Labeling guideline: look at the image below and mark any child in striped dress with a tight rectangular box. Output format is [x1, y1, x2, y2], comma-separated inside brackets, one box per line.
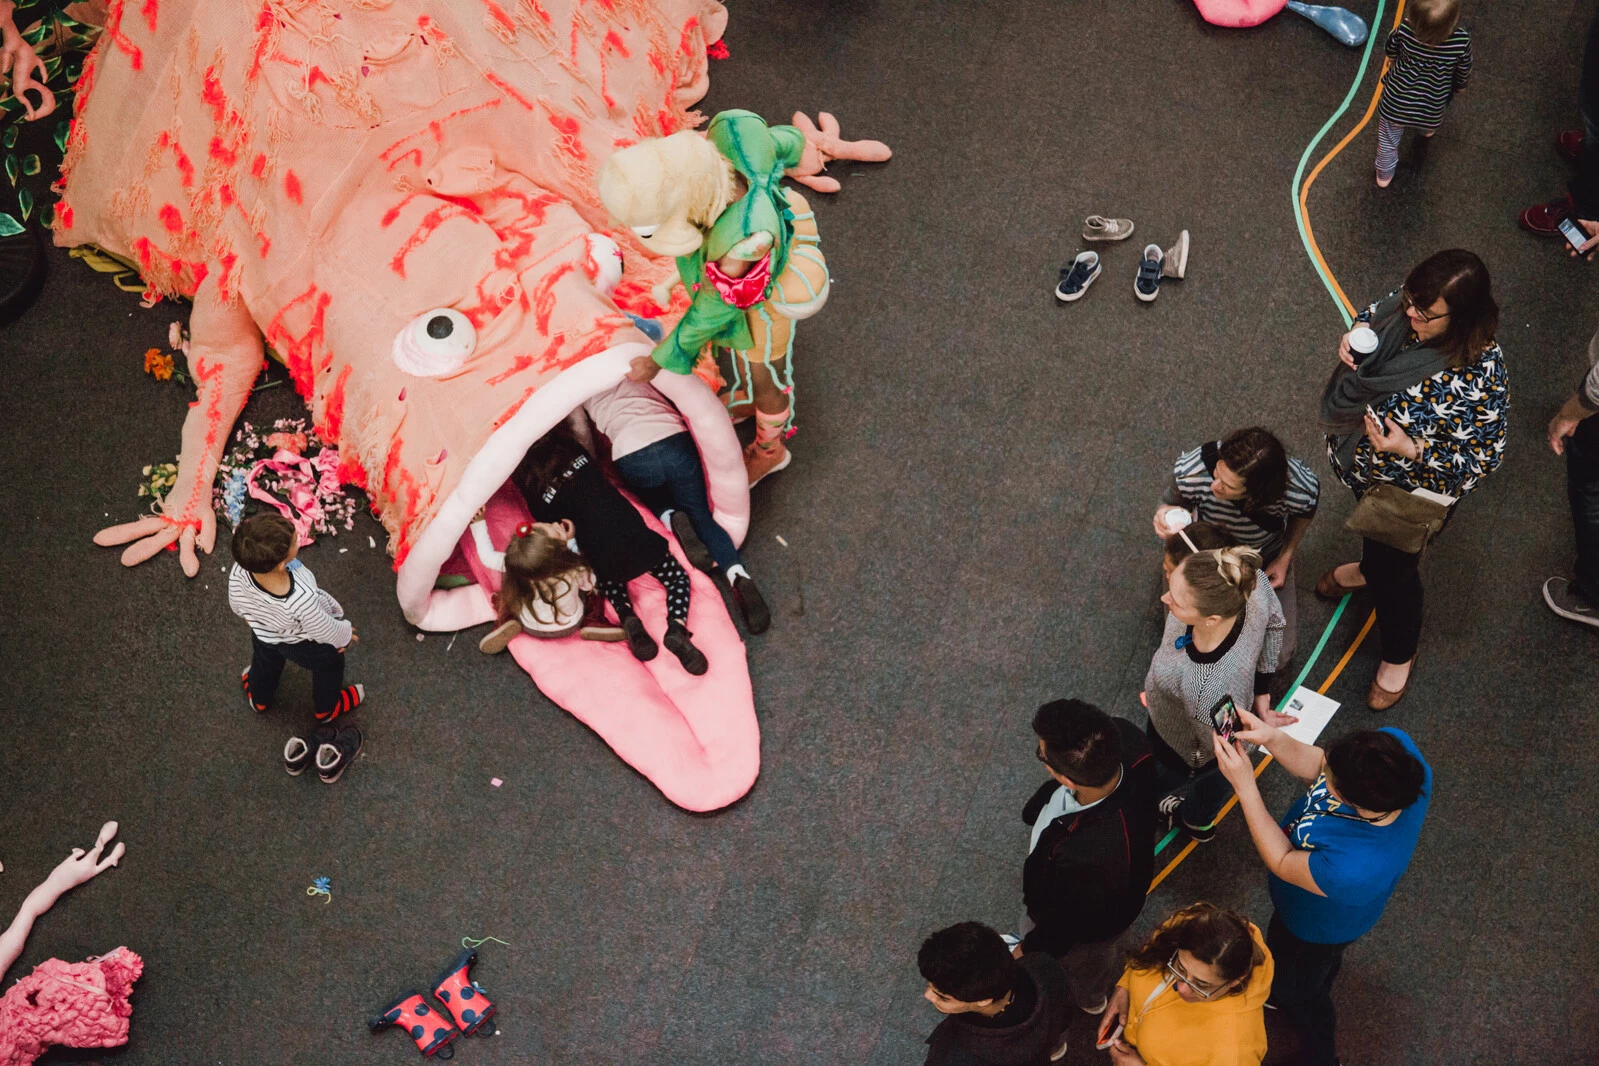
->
[1375, 0, 1473, 187]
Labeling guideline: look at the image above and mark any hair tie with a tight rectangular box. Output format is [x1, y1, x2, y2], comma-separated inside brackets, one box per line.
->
[514, 522, 534, 539]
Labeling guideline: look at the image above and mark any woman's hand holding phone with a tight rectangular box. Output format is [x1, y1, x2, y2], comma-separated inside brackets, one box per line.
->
[1097, 987, 1130, 1047]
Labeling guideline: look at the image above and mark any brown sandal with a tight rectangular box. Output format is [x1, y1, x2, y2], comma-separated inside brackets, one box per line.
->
[1315, 566, 1367, 600]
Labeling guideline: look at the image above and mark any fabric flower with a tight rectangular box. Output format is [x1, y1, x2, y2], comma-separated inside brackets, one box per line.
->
[142, 349, 174, 381]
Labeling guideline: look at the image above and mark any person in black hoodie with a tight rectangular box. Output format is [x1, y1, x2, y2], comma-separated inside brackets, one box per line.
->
[1019, 699, 1157, 1013]
[919, 923, 1071, 1066]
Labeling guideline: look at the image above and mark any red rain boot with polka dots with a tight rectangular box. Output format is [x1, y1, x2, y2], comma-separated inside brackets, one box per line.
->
[432, 948, 497, 1037]
[369, 990, 460, 1058]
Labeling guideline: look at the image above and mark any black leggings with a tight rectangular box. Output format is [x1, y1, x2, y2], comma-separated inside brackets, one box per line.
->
[1359, 537, 1423, 664]
[595, 556, 692, 624]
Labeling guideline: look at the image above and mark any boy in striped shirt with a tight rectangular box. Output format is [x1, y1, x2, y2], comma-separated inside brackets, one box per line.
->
[229, 513, 365, 782]
[1374, 0, 1473, 187]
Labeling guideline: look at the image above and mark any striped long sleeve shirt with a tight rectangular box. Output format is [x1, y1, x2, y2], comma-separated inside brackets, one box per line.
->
[228, 560, 352, 647]
[1378, 22, 1472, 131]
[1162, 443, 1320, 562]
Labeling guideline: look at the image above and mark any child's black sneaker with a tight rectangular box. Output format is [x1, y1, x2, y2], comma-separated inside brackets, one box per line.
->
[1054, 250, 1102, 302]
[283, 736, 311, 776]
[732, 574, 770, 635]
[316, 724, 364, 784]
[621, 615, 659, 662]
[315, 683, 364, 722]
[663, 621, 709, 675]
[242, 667, 267, 712]
[1182, 820, 1217, 844]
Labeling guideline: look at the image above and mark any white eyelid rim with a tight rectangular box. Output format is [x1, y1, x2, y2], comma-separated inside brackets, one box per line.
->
[630, 224, 659, 239]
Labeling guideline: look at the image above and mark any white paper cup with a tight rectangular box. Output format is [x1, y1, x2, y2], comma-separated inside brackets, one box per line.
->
[1348, 326, 1379, 361]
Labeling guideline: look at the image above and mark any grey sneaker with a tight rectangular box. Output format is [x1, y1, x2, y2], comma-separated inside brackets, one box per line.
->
[1083, 215, 1134, 241]
[1049, 1032, 1069, 1061]
[316, 724, 365, 784]
[1544, 576, 1599, 629]
[1162, 229, 1191, 279]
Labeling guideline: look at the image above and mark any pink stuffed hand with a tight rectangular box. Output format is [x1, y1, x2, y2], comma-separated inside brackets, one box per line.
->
[788, 111, 891, 194]
[0, 3, 56, 121]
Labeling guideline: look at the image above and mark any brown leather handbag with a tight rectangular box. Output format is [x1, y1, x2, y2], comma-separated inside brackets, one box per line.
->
[1344, 483, 1450, 554]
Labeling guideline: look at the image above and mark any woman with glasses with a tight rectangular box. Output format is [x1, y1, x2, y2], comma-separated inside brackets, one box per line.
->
[1316, 248, 1508, 709]
[1212, 713, 1431, 1066]
[1095, 902, 1272, 1066]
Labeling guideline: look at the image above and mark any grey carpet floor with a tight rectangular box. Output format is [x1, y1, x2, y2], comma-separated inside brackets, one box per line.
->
[2, 0, 1595, 1063]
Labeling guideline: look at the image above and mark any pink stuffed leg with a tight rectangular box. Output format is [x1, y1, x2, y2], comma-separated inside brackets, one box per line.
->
[94, 275, 264, 576]
[0, 822, 124, 978]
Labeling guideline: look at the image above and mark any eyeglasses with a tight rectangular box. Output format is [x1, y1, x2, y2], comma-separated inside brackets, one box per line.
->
[1165, 951, 1227, 999]
[1400, 288, 1450, 323]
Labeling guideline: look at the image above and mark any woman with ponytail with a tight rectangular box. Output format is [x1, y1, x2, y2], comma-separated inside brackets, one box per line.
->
[1144, 545, 1297, 843]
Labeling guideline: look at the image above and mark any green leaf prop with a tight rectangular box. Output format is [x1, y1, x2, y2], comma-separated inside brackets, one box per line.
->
[0, 213, 23, 237]
[21, 154, 40, 176]
[1, 127, 14, 149]
[4, 154, 16, 186]
[53, 122, 69, 153]
[18, 187, 34, 221]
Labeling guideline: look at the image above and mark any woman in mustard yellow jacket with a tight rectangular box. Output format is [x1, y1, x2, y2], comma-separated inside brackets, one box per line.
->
[1097, 903, 1273, 1066]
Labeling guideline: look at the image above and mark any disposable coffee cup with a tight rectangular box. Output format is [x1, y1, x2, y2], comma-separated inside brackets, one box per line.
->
[1348, 326, 1379, 364]
[1164, 508, 1193, 533]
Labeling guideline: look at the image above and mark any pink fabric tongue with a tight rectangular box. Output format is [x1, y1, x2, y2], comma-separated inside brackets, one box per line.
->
[461, 482, 760, 812]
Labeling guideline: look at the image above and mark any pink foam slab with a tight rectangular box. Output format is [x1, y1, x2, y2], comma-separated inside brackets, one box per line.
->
[1192, 0, 1287, 27]
[462, 482, 760, 812]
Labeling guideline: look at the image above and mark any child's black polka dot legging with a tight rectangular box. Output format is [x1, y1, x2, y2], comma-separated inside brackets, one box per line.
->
[596, 556, 692, 624]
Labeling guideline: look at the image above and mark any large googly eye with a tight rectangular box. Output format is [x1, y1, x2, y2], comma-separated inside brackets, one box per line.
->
[392, 308, 476, 377]
[630, 224, 658, 239]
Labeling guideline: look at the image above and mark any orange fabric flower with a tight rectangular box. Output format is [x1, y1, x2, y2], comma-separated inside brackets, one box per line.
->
[142, 348, 175, 381]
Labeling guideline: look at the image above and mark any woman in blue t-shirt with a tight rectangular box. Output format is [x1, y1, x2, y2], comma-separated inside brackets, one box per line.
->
[1212, 713, 1431, 1066]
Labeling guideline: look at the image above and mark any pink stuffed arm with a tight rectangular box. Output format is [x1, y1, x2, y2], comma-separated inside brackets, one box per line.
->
[0, 822, 123, 977]
[788, 112, 892, 194]
[94, 275, 264, 576]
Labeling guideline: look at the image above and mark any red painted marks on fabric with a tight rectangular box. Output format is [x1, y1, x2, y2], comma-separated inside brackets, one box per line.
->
[648, 50, 666, 77]
[201, 65, 229, 123]
[321, 364, 353, 443]
[389, 203, 475, 278]
[103, 0, 143, 70]
[140, 0, 157, 33]
[526, 0, 553, 24]
[207, 136, 237, 165]
[57, 204, 73, 229]
[264, 285, 332, 398]
[284, 170, 303, 204]
[213, 251, 238, 301]
[485, 71, 535, 111]
[492, 388, 537, 431]
[250, 153, 267, 179]
[657, 108, 676, 136]
[707, 39, 729, 60]
[379, 99, 503, 169]
[677, 17, 700, 57]
[482, 0, 517, 39]
[158, 203, 183, 232]
[545, 106, 586, 160]
[248, 4, 275, 81]
[336, 451, 368, 490]
[156, 131, 194, 186]
[530, 260, 576, 335]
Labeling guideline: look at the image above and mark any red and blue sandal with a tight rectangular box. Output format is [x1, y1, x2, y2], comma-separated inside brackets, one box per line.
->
[432, 948, 497, 1037]
[369, 991, 460, 1059]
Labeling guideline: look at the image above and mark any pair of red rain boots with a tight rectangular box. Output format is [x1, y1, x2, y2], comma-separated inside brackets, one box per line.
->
[369, 949, 497, 1059]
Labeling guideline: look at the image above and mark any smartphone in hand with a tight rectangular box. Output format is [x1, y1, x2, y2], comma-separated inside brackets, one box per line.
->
[1209, 695, 1240, 743]
[1096, 1022, 1125, 1051]
[1559, 216, 1593, 253]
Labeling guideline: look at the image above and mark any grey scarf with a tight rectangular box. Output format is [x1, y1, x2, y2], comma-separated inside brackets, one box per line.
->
[1318, 291, 1454, 471]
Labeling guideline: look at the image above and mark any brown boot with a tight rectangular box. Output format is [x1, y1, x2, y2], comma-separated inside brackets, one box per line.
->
[744, 439, 792, 486]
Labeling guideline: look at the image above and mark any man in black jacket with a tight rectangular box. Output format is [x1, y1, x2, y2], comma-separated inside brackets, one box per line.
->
[1018, 699, 1156, 1014]
[919, 922, 1071, 1066]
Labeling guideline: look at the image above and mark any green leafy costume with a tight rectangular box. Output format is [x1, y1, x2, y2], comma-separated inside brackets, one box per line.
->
[650, 110, 807, 375]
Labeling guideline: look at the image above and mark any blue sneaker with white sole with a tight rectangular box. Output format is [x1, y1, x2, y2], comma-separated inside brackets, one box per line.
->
[1055, 251, 1102, 302]
[1135, 244, 1164, 302]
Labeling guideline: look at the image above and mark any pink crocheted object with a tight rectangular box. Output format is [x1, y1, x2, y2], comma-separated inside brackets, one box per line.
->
[0, 948, 144, 1066]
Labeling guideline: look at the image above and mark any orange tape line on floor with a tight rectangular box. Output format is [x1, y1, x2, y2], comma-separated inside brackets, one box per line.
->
[1146, 610, 1378, 894]
[1297, 0, 1408, 319]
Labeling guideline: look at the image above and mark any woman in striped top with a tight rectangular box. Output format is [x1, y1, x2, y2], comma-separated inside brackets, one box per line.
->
[1153, 427, 1319, 664]
[1374, 0, 1473, 187]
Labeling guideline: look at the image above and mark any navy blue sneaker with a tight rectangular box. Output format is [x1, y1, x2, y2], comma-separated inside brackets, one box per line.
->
[1135, 244, 1164, 302]
[1054, 251, 1102, 302]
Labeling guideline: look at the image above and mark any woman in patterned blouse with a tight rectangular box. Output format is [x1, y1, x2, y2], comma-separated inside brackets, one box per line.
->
[1315, 249, 1508, 710]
